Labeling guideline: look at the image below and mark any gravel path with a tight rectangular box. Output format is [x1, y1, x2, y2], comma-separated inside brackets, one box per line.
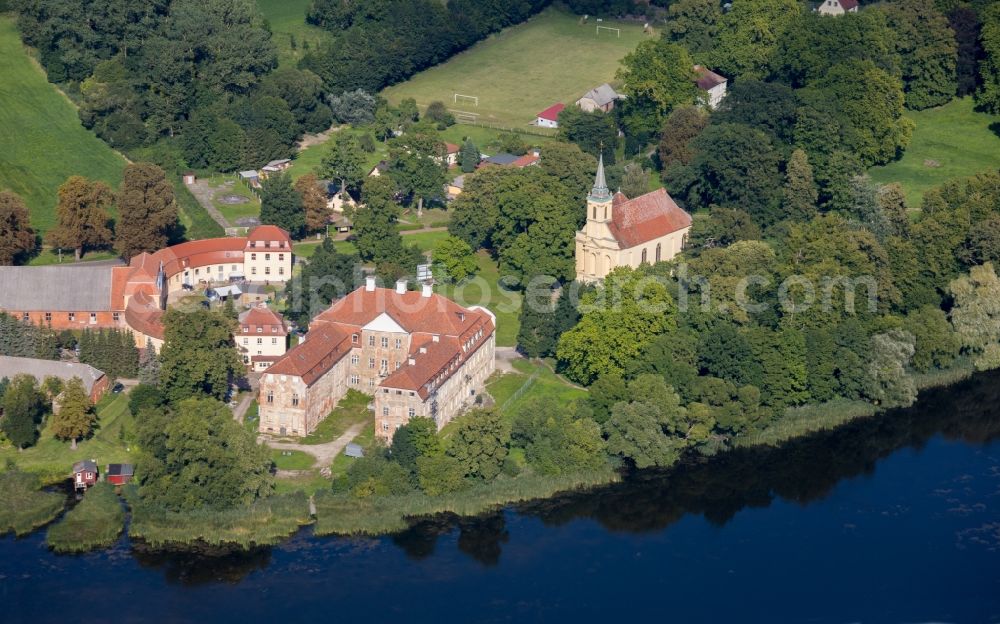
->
[260, 422, 366, 469]
[186, 179, 232, 231]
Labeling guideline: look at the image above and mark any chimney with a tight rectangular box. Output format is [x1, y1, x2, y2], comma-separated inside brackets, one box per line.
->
[395, 279, 407, 294]
[432, 335, 439, 343]
[408, 357, 415, 366]
[421, 283, 433, 298]
[365, 275, 376, 292]
[419, 346, 427, 354]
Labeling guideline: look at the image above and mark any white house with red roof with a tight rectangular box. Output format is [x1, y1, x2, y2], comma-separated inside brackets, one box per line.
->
[257, 277, 495, 440]
[575, 155, 692, 283]
[236, 304, 288, 371]
[817, 0, 859, 15]
[536, 103, 565, 129]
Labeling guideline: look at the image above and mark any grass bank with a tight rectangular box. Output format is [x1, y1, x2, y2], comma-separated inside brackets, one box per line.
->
[0, 470, 65, 536]
[435, 251, 522, 347]
[0, 392, 135, 484]
[127, 490, 312, 549]
[46, 482, 124, 553]
[869, 97, 1000, 208]
[0, 15, 127, 234]
[313, 468, 617, 536]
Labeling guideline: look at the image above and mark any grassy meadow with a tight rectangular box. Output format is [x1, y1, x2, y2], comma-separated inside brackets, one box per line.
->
[869, 97, 1000, 208]
[256, 0, 331, 68]
[46, 482, 124, 553]
[381, 8, 651, 128]
[0, 16, 127, 234]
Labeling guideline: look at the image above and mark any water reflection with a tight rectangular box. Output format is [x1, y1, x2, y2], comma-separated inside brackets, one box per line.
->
[127, 370, 1000, 577]
[400, 370, 1000, 559]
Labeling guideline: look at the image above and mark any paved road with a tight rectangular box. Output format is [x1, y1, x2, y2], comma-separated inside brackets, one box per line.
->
[260, 421, 366, 469]
[187, 179, 232, 231]
[232, 393, 255, 423]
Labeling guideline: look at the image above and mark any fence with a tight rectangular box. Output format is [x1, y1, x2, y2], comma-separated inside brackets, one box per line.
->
[454, 118, 556, 138]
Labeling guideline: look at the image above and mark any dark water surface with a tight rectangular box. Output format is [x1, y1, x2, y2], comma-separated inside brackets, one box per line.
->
[3, 372, 1000, 623]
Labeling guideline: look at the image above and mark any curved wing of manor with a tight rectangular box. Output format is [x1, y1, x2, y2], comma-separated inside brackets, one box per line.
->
[0, 225, 294, 348]
[259, 277, 496, 442]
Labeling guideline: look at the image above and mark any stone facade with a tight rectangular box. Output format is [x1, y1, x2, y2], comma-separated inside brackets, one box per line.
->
[258, 279, 496, 442]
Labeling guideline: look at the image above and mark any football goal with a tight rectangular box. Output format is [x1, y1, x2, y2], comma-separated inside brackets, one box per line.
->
[596, 25, 620, 37]
[450, 109, 479, 123]
[453, 93, 479, 107]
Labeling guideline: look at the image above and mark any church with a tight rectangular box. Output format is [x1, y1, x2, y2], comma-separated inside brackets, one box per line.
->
[574, 156, 692, 283]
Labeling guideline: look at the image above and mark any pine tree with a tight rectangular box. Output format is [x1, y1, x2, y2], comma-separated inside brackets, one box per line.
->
[460, 139, 480, 173]
[782, 149, 818, 222]
[1, 375, 44, 449]
[260, 173, 305, 238]
[139, 340, 161, 386]
[51, 377, 95, 449]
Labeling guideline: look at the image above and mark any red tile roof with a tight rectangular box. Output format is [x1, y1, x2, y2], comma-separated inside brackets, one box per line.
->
[266, 324, 353, 386]
[511, 153, 540, 168]
[838, 0, 859, 8]
[123, 290, 165, 340]
[238, 305, 287, 336]
[247, 225, 292, 246]
[694, 65, 727, 90]
[607, 188, 692, 249]
[537, 103, 565, 121]
[312, 287, 492, 338]
[445, 142, 460, 154]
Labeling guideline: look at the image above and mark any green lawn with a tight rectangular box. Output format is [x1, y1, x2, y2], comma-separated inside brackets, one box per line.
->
[436, 251, 521, 347]
[381, 8, 651, 128]
[869, 97, 1000, 208]
[0, 16, 127, 234]
[0, 391, 135, 482]
[327, 421, 375, 480]
[271, 449, 316, 470]
[204, 173, 262, 223]
[255, 0, 332, 68]
[298, 390, 371, 445]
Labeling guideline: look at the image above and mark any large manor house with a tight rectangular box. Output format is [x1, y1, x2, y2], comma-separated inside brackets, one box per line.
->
[0, 163, 689, 441]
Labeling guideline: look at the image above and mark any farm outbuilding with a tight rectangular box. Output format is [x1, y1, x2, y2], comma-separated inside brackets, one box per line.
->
[106, 464, 134, 486]
[73, 460, 98, 491]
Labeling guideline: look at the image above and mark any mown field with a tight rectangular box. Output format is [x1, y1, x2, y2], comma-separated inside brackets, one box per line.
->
[256, 0, 331, 68]
[0, 16, 127, 234]
[381, 8, 651, 129]
[869, 97, 1000, 208]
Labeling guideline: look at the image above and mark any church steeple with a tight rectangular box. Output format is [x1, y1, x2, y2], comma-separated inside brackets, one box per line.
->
[589, 153, 611, 202]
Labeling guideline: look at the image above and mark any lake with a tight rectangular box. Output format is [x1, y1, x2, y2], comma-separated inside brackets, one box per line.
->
[3, 371, 1000, 623]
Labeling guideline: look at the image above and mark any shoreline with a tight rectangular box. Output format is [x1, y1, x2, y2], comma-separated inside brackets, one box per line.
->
[8, 360, 979, 551]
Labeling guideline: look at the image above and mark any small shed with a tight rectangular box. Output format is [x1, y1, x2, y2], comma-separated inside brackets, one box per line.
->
[106, 463, 134, 486]
[182, 172, 197, 185]
[239, 170, 261, 189]
[345, 443, 364, 458]
[207, 284, 243, 302]
[536, 103, 565, 129]
[72, 460, 98, 490]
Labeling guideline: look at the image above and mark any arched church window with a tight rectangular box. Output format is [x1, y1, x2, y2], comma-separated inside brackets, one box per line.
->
[655, 243, 662, 263]
[641, 248, 647, 264]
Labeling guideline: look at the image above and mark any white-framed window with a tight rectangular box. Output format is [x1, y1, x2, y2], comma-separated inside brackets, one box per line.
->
[266, 391, 274, 404]
[351, 354, 359, 365]
[382, 422, 389, 431]
[368, 335, 375, 346]
[382, 407, 389, 416]
[408, 407, 415, 418]
[272, 338, 278, 345]
[395, 338, 402, 349]
[292, 393, 299, 407]
[265, 267, 271, 275]
[368, 358, 375, 369]
[265, 254, 271, 261]
[68, 312, 75, 322]
[381, 337, 388, 347]
[257, 338, 263, 345]
[243, 338, 249, 345]
[350, 375, 359, 385]
[368, 379, 375, 388]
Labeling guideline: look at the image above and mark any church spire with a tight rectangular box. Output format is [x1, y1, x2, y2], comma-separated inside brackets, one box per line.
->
[590, 153, 610, 201]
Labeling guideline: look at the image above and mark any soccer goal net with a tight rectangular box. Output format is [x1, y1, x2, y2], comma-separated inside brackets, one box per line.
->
[596, 25, 620, 37]
[453, 93, 479, 107]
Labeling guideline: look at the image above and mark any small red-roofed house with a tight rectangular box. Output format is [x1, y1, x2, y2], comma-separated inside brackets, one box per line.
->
[536, 103, 565, 129]
[236, 304, 288, 372]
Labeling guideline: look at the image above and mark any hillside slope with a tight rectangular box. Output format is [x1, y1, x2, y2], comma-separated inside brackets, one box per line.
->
[0, 15, 126, 234]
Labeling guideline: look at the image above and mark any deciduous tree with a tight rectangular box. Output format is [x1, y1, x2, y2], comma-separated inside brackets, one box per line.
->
[1, 375, 44, 449]
[0, 191, 36, 265]
[260, 173, 305, 238]
[447, 408, 510, 481]
[159, 308, 241, 403]
[48, 176, 114, 261]
[294, 173, 330, 234]
[115, 162, 178, 260]
[50, 378, 95, 449]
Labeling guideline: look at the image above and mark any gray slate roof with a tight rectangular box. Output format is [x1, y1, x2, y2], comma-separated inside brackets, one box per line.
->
[578, 83, 620, 107]
[0, 356, 106, 395]
[73, 459, 97, 473]
[485, 153, 520, 166]
[0, 265, 115, 311]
